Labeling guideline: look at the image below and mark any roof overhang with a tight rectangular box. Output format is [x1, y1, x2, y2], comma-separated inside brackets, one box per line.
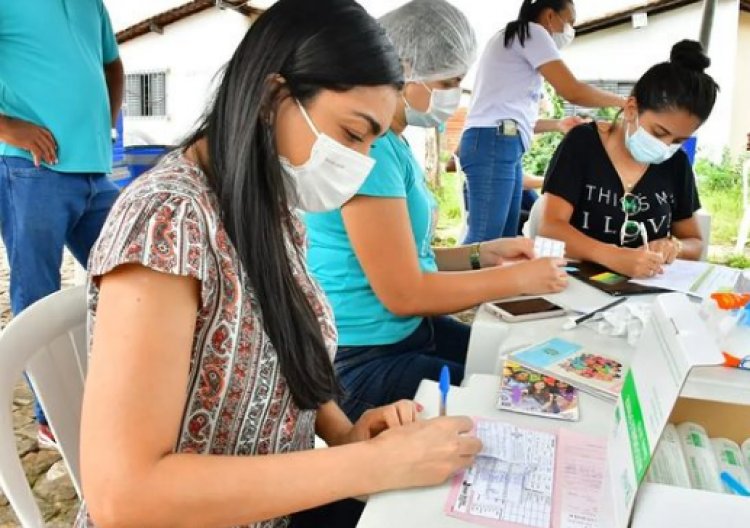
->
[576, 0, 702, 36]
[116, 0, 263, 44]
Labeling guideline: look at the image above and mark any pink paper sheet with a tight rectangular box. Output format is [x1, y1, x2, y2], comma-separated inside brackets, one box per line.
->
[551, 430, 608, 528]
[444, 420, 608, 528]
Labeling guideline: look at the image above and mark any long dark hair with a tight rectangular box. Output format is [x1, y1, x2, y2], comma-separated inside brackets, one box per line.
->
[183, 0, 403, 409]
[504, 0, 573, 48]
[632, 40, 719, 122]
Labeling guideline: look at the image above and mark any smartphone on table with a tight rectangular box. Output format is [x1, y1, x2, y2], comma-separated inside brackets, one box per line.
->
[487, 297, 567, 323]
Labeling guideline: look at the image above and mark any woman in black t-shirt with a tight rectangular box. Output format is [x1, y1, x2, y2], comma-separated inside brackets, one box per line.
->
[540, 40, 719, 279]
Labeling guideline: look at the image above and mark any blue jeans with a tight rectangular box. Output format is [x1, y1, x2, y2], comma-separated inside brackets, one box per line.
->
[460, 127, 525, 243]
[0, 156, 119, 425]
[335, 316, 471, 422]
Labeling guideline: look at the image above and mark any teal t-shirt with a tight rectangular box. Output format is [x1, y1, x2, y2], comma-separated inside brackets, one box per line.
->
[0, 0, 119, 173]
[305, 131, 438, 346]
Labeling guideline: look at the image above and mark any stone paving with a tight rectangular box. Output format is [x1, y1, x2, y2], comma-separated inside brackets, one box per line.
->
[0, 248, 79, 527]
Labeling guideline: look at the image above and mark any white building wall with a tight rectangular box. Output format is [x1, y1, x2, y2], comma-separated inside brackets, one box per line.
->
[118, 8, 251, 146]
[562, 0, 742, 157]
[730, 11, 750, 154]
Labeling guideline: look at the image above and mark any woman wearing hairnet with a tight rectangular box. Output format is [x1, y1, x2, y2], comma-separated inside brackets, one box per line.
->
[305, 0, 568, 422]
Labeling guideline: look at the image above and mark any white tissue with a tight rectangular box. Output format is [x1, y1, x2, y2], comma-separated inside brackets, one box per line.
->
[591, 303, 651, 346]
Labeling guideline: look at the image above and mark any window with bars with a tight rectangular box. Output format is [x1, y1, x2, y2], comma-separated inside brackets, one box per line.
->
[563, 80, 635, 116]
[125, 72, 167, 117]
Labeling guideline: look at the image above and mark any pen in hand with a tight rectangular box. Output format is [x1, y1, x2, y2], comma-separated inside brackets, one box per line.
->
[439, 365, 450, 417]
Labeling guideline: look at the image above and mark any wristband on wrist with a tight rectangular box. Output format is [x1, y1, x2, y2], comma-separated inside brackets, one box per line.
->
[469, 242, 482, 270]
[671, 236, 683, 257]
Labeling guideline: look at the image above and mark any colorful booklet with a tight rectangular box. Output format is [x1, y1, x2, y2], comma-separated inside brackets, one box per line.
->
[511, 338, 626, 401]
[497, 360, 580, 421]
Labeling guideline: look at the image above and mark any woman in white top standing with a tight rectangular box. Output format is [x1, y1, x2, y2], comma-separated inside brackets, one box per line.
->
[461, 0, 625, 243]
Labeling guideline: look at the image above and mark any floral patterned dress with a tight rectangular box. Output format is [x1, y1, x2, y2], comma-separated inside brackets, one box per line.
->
[75, 151, 337, 528]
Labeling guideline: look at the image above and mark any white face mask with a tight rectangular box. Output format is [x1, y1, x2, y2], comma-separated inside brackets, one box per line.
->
[279, 100, 375, 212]
[625, 116, 682, 165]
[404, 83, 462, 128]
[552, 22, 576, 49]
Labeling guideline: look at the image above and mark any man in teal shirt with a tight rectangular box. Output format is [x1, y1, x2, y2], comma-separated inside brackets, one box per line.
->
[0, 0, 123, 446]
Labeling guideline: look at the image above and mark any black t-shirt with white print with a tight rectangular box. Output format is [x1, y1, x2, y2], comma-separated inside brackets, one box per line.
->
[542, 122, 700, 248]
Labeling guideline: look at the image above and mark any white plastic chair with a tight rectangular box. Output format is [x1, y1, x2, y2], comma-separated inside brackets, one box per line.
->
[735, 159, 750, 255]
[695, 209, 712, 261]
[522, 194, 546, 239]
[450, 153, 469, 243]
[0, 286, 87, 527]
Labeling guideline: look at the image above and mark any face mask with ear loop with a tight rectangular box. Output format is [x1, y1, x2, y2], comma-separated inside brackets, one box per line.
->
[624, 114, 682, 165]
[279, 100, 375, 212]
[551, 11, 576, 49]
[552, 23, 575, 49]
[404, 83, 462, 128]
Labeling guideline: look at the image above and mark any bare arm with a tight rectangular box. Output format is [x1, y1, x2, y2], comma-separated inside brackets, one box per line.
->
[341, 196, 566, 317]
[534, 119, 565, 134]
[104, 58, 124, 126]
[538, 193, 615, 263]
[647, 216, 703, 263]
[523, 174, 544, 190]
[539, 193, 664, 278]
[80, 264, 480, 527]
[0, 115, 57, 166]
[670, 216, 703, 260]
[539, 60, 625, 109]
[434, 238, 535, 272]
[534, 116, 591, 135]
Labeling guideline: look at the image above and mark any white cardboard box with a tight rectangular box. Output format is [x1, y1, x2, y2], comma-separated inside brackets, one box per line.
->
[604, 293, 750, 528]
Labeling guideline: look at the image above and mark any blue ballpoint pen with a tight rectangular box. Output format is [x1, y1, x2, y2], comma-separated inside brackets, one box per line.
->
[721, 471, 750, 496]
[439, 365, 450, 417]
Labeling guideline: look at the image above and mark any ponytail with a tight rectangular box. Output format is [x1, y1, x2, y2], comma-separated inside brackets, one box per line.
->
[504, 0, 573, 48]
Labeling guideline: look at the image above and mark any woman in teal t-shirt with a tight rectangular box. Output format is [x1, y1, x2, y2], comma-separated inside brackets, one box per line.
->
[305, 0, 569, 421]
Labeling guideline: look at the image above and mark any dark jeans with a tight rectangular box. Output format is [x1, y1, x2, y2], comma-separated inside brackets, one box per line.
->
[335, 316, 471, 422]
[460, 127, 525, 243]
[0, 156, 119, 425]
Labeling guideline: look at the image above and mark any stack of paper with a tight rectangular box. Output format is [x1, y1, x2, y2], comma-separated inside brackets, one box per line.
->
[630, 259, 741, 299]
[445, 420, 608, 528]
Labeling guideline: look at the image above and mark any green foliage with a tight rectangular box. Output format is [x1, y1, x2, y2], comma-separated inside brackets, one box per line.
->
[544, 82, 565, 120]
[522, 83, 565, 176]
[723, 254, 750, 269]
[593, 106, 620, 121]
[522, 83, 624, 176]
[695, 149, 746, 192]
[427, 172, 462, 225]
[699, 186, 743, 247]
[696, 150, 747, 249]
[710, 253, 750, 269]
[523, 132, 563, 176]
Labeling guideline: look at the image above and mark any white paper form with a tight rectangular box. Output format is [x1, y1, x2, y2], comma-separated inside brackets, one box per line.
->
[630, 259, 741, 299]
[535, 237, 566, 259]
[448, 421, 557, 528]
